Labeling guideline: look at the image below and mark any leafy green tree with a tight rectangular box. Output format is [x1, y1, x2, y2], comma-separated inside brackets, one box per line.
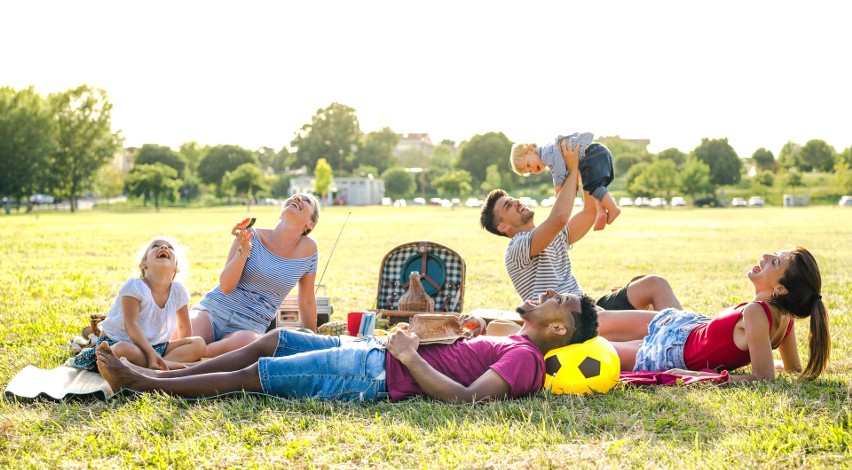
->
[256, 146, 286, 173]
[432, 170, 473, 198]
[48, 85, 123, 211]
[178, 141, 208, 172]
[838, 147, 852, 168]
[135, 144, 186, 174]
[353, 165, 379, 178]
[357, 127, 398, 174]
[455, 132, 512, 187]
[125, 163, 181, 211]
[598, 136, 653, 169]
[222, 163, 267, 199]
[614, 155, 639, 176]
[752, 147, 776, 172]
[678, 157, 713, 202]
[832, 161, 852, 195]
[92, 166, 125, 198]
[480, 164, 502, 195]
[396, 148, 429, 170]
[752, 170, 775, 188]
[777, 141, 802, 170]
[0, 86, 55, 206]
[784, 168, 803, 190]
[312, 158, 334, 198]
[291, 103, 361, 174]
[656, 148, 687, 168]
[270, 174, 292, 198]
[628, 159, 677, 200]
[799, 139, 835, 172]
[691, 138, 741, 186]
[624, 162, 651, 197]
[381, 167, 415, 199]
[198, 144, 257, 192]
[429, 143, 455, 170]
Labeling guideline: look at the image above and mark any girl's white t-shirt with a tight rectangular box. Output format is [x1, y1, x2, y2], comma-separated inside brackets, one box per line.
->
[98, 278, 190, 345]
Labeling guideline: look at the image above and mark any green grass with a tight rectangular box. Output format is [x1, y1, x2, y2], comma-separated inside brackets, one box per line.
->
[2, 205, 850, 468]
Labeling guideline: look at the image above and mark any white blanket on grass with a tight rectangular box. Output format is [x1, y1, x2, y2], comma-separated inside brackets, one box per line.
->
[5, 365, 114, 401]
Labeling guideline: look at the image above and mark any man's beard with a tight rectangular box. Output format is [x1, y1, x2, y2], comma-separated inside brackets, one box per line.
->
[520, 210, 534, 224]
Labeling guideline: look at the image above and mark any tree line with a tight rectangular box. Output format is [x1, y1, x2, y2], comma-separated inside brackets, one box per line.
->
[3, 87, 851, 212]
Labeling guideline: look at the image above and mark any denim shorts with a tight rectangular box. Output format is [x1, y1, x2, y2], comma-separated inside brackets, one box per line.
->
[192, 299, 270, 342]
[580, 143, 615, 202]
[633, 309, 710, 371]
[258, 330, 389, 401]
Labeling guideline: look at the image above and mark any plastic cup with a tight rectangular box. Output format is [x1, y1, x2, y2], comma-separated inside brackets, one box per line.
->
[347, 311, 365, 336]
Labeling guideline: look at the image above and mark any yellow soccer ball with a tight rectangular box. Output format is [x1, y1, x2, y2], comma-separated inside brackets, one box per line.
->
[543, 336, 621, 395]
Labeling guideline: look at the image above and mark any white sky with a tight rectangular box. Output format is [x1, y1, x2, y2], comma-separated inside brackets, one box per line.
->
[4, 1, 851, 158]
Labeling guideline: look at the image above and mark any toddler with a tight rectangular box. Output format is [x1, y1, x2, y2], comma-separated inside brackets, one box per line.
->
[511, 132, 619, 230]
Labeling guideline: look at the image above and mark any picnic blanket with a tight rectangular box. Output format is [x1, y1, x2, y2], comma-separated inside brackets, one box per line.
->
[620, 368, 729, 386]
[4, 365, 115, 401]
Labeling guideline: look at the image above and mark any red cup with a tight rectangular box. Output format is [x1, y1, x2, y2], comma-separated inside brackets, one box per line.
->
[347, 311, 365, 336]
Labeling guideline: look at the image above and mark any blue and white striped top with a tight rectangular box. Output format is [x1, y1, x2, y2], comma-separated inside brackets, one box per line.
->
[505, 226, 582, 302]
[202, 230, 318, 325]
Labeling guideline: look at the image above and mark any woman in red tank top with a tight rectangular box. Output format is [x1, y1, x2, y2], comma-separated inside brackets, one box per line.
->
[598, 247, 830, 381]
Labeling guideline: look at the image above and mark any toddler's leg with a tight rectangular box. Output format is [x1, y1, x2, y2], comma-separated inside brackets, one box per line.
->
[110, 341, 147, 367]
[593, 200, 608, 231]
[163, 336, 207, 367]
[602, 192, 621, 225]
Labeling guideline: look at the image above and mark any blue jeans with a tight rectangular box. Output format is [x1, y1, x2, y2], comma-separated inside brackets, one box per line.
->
[580, 143, 615, 202]
[633, 309, 710, 371]
[258, 330, 389, 401]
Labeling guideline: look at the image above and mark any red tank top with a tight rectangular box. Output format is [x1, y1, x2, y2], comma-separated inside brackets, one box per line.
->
[683, 301, 794, 371]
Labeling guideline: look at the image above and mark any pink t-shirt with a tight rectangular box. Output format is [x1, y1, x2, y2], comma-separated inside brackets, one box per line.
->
[385, 335, 545, 401]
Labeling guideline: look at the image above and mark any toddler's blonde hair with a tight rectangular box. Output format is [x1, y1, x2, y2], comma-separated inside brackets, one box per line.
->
[510, 143, 536, 176]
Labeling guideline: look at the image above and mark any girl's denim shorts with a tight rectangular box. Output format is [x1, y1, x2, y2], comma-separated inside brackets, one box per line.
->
[633, 309, 710, 371]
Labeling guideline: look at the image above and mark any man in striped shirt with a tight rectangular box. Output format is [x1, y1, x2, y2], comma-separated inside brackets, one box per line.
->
[479, 141, 681, 314]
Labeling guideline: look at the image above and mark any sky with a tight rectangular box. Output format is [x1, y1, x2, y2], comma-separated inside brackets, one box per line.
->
[4, 1, 851, 159]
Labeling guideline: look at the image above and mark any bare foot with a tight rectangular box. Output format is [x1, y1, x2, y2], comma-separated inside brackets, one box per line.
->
[96, 342, 148, 392]
[164, 359, 188, 370]
[593, 209, 607, 231]
[606, 206, 621, 225]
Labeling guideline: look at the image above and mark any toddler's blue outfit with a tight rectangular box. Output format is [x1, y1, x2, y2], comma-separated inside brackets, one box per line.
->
[536, 132, 614, 202]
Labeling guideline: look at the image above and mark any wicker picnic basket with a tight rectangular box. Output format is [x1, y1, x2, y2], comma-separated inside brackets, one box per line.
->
[374, 240, 465, 325]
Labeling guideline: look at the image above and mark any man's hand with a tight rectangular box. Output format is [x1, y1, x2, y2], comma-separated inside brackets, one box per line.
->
[559, 138, 580, 171]
[458, 315, 486, 338]
[386, 329, 421, 364]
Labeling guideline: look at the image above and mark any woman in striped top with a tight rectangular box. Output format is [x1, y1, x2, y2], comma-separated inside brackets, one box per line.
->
[188, 193, 321, 358]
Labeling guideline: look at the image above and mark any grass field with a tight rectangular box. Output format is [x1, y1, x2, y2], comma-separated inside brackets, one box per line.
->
[1, 204, 850, 468]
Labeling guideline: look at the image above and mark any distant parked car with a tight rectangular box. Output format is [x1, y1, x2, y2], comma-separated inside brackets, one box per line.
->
[540, 196, 556, 207]
[413, 197, 425, 205]
[518, 196, 538, 208]
[748, 196, 765, 207]
[670, 196, 686, 207]
[618, 197, 633, 207]
[695, 196, 721, 208]
[650, 197, 667, 207]
[393, 199, 407, 207]
[731, 197, 747, 207]
[634, 197, 651, 207]
[574, 197, 584, 207]
[464, 197, 482, 208]
[840, 195, 852, 207]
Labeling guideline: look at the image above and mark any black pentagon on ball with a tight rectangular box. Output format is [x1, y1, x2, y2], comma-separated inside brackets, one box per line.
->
[578, 356, 601, 378]
[545, 355, 562, 376]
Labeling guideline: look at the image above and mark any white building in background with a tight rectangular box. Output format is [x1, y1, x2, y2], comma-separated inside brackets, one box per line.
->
[289, 175, 384, 206]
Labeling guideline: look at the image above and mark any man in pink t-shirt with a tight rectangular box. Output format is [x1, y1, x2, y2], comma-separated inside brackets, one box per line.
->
[94, 290, 599, 403]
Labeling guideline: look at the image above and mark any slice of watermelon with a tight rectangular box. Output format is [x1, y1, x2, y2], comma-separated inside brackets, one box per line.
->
[236, 217, 256, 229]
